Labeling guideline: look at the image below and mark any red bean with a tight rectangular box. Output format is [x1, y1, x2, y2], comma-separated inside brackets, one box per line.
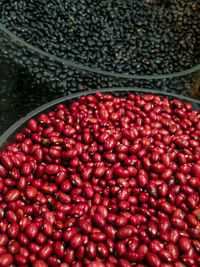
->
[43, 221, 53, 236]
[0, 246, 7, 255]
[8, 241, 20, 254]
[63, 227, 77, 242]
[137, 174, 149, 187]
[70, 234, 83, 249]
[171, 218, 188, 231]
[118, 259, 132, 267]
[14, 253, 28, 265]
[115, 241, 126, 257]
[166, 243, 179, 262]
[187, 194, 199, 209]
[87, 241, 96, 259]
[87, 261, 105, 267]
[25, 223, 38, 239]
[104, 225, 116, 240]
[174, 262, 186, 267]
[38, 244, 53, 259]
[186, 214, 198, 227]
[76, 245, 85, 260]
[91, 232, 107, 242]
[178, 237, 191, 253]
[5, 189, 20, 202]
[114, 167, 130, 178]
[53, 241, 65, 258]
[158, 219, 171, 232]
[192, 239, 200, 253]
[147, 222, 158, 238]
[150, 240, 163, 253]
[0, 234, 8, 246]
[21, 162, 32, 176]
[146, 252, 161, 267]
[7, 222, 19, 239]
[158, 249, 173, 262]
[29, 118, 38, 132]
[127, 239, 139, 252]
[152, 162, 165, 173]
[117, 225, 134, 239]
[191, 164, 200, 178]
[93, 214, 106, 228]
[115, 215, 128, 227]
[0, 253, 13, 266]
[25, 185, 38, 199]
[0, 154, 13, 170]
[97, 243, 108, 258]
[33, 259, 48, 267]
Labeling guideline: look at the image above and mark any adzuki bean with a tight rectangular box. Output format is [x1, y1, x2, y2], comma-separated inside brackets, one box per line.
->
[0, 93, 200, 266]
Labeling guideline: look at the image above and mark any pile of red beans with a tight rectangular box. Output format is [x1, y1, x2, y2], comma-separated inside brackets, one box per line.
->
[0, 92, 200, 267]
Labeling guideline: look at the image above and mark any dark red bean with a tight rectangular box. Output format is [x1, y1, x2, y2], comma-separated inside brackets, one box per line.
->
[33, 259, 48, 267]
[76, 245, 85, 260]
[0, 253, 13, 266]
[150, 240, 163, 253]
[171, 218, 188, 231]
[5, 189, 20, 202]
[97, 243, 108, 258]
[147, 222, 158, 238]
[21, 162, 32, 176]
[166, 243, 179, 262]
[158, 249, 173, 262]
[159, 201, 174, 214]
[117, 225, 134, 239]
[118, 259, 132, 267]
[178, 237, 191, 253]
[91, 232, 106, 242]
[8, 241, 20, 255]
[115, 242, 126, 257]
[93, 214, 106, 228]
[87, 241, 96, 259]
[63, 227, 77, 242]
[53, 241, 65, 258]
[137, 174, 149, 187]
[25, 223, 38, 239]
[191, 164, 200, 178]
[70, 234, 83, 249]
[115, 215, 128, 227]
[104, 225, 116, 240]
[7, 222, 19, 239]
[87, 261, 105, 267]
[146, 252, 161, 267]
[29, 118, 38, 132]
[43, 221, 53, 236]
[38, 244, 53, 259]
[158, 219, 171, 232]
[0, 234, 8, 246]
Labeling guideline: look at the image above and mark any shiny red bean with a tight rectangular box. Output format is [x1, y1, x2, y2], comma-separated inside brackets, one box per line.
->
[0, 253, 13, 266]
[178, 237, 191, 253]
[25, 223, 38, 239]
[146, 252, 161, 267]
[33, 259, 48, 267]
[7, 222, 19, 239]
[5, 189, 20, 202]
[87, 241, 96, 259]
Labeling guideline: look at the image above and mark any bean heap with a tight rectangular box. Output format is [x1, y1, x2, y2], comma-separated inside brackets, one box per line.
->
[0, 93, 200, 267]
[0, 0, 199, 93]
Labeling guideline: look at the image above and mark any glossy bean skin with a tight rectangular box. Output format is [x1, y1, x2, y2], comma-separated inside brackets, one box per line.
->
[0, 94, 200, 266]
[0, 253, 13, 266]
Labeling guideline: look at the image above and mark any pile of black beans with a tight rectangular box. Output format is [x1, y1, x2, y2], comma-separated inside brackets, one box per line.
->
[1, 0, 199, 74]
[0, 0, 199, 98]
